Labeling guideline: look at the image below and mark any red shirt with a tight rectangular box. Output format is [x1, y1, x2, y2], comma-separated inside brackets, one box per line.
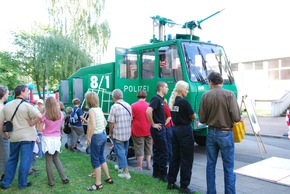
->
[164, 103, 173, 128]
[131, 100, 151, 137]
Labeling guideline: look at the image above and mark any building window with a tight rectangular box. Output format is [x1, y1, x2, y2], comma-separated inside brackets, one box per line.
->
[281, 57, 290, 68]
[281, 69, 290, 80]
[254, 61, 263, 70]
[268, 59, 279, 69]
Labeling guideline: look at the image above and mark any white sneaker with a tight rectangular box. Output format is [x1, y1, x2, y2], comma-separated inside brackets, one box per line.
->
[118, 169, 123, 173]
[114, 165, 123, 173]
[118, 172, 131, 180]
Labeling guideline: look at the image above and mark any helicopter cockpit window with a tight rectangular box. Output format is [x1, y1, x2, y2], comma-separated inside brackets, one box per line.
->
[191, 55, 206, 82]
[182, 42, 234, 84]
[141, 50, 155, 80]
[158, 46, 173, 78]
[119, 52, 138, 79]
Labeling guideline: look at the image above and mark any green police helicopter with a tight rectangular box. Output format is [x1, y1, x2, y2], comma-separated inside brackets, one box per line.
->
[59, 9, 236, 146]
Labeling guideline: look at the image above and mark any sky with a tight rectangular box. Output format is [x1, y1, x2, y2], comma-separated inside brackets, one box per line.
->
[1, 0, 290, 63]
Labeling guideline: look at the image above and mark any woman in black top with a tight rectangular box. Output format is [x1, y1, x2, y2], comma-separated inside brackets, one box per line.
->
[167, 80, 196, 194]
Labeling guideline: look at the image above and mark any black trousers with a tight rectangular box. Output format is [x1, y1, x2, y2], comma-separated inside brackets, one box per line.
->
[150, 125, 168, 175]
[167, 124, 195, 188]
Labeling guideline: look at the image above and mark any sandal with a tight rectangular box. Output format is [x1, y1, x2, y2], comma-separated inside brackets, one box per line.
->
[105, 177, 114, 184]
[88, 173, 95, 178]
[146, 165, 152, 170]
[135, 166, 142, 171]
[86, 184, 103, 191]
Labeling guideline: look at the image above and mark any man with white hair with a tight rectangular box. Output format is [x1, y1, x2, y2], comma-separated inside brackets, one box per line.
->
[108, 89, 132, 179]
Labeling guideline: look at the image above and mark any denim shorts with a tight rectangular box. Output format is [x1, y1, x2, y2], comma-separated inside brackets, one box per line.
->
[90, 132, 107, 168]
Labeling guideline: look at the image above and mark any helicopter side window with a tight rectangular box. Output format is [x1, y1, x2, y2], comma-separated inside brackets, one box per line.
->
[142, 50, 155, 80]
[158, 46, 173, 78]
[119, 52, 138, 79]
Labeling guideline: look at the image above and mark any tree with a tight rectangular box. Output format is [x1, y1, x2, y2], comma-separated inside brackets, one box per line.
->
[0, 51, 22, 90]
[47, 0, 111, 63]
[12, 28, 92, 99]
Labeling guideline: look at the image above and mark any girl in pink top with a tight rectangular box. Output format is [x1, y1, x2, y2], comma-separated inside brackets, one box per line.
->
[37, 96, 69, 186]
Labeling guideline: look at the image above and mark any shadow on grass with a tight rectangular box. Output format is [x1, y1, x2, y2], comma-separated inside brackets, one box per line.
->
[1, 148, 203, 194]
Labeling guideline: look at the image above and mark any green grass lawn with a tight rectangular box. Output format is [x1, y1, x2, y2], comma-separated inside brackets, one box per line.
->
[1, 148, 202, 194]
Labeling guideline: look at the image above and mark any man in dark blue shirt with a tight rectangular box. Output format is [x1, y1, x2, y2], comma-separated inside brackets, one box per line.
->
[146, 81, 169, 182]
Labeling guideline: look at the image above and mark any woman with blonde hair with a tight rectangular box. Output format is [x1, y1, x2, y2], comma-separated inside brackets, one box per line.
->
[85, 91, 113, 191]
[167, 80, 196, 193]
[37, 96, 69, 186]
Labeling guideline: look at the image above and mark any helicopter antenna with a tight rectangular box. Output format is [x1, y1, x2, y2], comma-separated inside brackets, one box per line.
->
[150, 15, 179, 43]
[182, 9, 225, 40]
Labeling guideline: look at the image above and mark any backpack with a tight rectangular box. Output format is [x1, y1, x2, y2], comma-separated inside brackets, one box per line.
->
[70, 108, 79, 124]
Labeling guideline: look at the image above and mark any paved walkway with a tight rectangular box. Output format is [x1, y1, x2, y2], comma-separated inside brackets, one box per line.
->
[66, 115, 290, 194]
[244, 116, 289, 138]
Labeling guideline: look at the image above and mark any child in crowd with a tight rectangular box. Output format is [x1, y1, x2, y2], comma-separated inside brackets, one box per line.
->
[29, 136, 40, 175]
[64, 107, 73, 150]
[36, 99, 45, 158]
[58, 101, 66, 143]
[37, 96, 69, 186]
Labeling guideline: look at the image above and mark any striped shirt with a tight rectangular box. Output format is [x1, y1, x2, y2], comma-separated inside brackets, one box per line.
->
[89, 107, 106, 134]
[107, 100, 132, 141]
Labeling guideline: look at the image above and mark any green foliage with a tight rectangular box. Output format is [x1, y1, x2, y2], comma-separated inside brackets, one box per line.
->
[46, 0, 111, 63]
[2, 149, 203, 194]
[12, 28, 92, 99]
[0, 51, 22, 90]
[1, 1, 111, 97]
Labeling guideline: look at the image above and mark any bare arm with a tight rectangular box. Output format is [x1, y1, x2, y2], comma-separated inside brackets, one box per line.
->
[189, 113, 196, 120]
[146, 107, 162, 130]
[86, 109, 95, 140]
[80, 115, 88, 123]
[109, 122, 114, 135]
[165, 116, 172, 126]
[37, 122, 45, 132]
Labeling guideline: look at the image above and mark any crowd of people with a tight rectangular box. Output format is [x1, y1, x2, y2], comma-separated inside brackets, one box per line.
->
[0, 71, 243, 193]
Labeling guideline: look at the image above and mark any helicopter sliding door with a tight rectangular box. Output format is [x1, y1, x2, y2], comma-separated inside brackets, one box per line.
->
[72, 78, 84, 103]
[115, 47, 141, 104]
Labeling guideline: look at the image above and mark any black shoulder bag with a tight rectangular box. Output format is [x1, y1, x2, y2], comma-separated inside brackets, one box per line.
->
[3, 100, 24, 132]
[116, 102, 131, 116]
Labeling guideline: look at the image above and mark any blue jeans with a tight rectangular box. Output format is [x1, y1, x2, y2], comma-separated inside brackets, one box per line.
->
[113, 139, 129, 169]
[168, 125, 194, 189]
[150, 126, 167, 175]
[166, 126, 173, 163]
[37, 133, 44, 157]
[206, 128, 236, 194]
[0, 134, 10, 174]
[66, 133, 72, 147]
[1, 141, 34, 189]
[90, 132, 107, 168]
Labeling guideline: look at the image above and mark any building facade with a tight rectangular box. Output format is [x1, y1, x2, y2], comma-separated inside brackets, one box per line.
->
[232, 57, 290, 114]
